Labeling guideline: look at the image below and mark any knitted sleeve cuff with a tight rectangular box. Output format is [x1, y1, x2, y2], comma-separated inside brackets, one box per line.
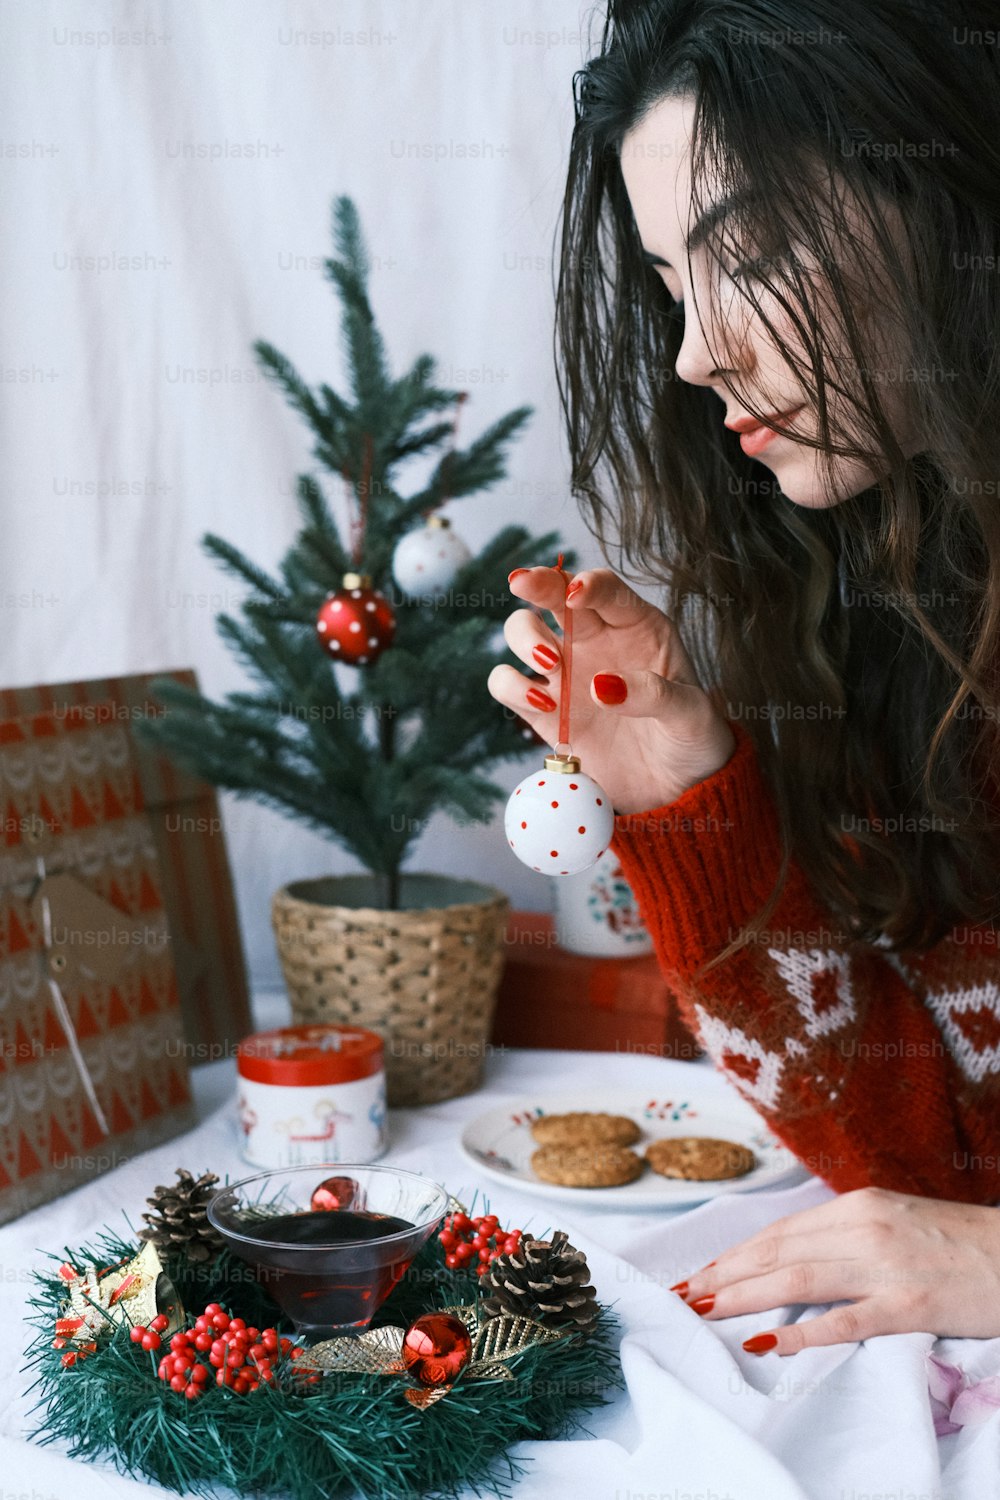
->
[608, 720, 787, 974]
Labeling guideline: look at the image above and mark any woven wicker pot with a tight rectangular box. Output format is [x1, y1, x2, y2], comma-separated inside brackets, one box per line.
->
[271, 873, 510, 1107]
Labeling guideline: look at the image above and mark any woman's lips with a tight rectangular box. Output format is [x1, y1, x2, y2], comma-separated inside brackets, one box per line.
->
[738, 405, 806, 457]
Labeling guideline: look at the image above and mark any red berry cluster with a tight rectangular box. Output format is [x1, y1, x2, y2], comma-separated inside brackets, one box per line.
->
[128, 1312, 170, 1350]
[438, 1211, 522, 1277]
[137, 1303, 308, 1400]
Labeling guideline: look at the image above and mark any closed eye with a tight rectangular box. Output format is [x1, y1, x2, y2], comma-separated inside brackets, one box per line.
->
[728, 245, 796, 285]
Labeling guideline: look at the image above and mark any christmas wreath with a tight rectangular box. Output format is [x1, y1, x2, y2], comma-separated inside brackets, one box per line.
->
[23, 1168, 623, 1500]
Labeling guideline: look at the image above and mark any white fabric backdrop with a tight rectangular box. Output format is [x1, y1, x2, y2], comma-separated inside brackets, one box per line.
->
[0, 0, 603, 985]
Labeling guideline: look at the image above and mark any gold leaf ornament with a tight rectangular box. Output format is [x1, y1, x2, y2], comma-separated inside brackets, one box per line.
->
[297, 1302, 571, 1405]
[471, 1307, 568, 1366]
[295, 1324, 408, 1377]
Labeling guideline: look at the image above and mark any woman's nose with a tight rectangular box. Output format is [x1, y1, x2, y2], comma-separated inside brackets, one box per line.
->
[673, 296, 751, 390]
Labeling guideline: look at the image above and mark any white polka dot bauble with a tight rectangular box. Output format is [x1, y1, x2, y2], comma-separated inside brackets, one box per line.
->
[504, 753, 615, 876]
[392, 515, 471, 597]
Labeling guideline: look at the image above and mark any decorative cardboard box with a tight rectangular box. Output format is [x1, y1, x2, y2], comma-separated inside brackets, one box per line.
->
[0, 693, 199, 1223]
[0, 670, 252, 1065]
[490, 910, 703, 1062]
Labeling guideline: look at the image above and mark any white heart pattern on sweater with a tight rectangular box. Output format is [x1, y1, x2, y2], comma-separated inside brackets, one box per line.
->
[923, 982, 1000, 1084]
[767, 947, 857, 1040]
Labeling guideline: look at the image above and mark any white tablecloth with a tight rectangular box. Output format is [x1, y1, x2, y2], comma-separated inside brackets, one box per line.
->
[4, 994, 998, 1500]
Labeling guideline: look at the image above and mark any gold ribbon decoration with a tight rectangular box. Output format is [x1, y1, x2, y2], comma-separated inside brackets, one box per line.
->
[55, 1241, 185, 1350]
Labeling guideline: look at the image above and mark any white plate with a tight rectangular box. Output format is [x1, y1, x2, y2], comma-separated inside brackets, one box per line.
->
[459, 1085, 806, 1209]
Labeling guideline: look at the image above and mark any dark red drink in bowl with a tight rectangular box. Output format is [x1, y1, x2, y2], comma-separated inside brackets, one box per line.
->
[207, 1163, 449, 1339]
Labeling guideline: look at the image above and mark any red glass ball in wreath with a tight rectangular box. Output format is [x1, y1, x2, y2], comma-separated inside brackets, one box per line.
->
[310, 1175, 359, 1212]
[316, 572, 396, 666]
[401, 1312, 472, 1387]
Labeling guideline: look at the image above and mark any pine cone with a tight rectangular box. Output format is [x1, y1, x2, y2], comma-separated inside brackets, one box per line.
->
[480, 1230, 599, 1334]
[138, 1168, 226, 1265]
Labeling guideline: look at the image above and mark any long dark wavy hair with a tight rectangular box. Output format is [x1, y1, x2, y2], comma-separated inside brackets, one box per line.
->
[555, 0, 1000, 969]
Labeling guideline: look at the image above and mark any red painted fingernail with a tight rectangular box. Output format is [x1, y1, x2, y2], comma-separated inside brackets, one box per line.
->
[689, 1295, 715, 1316]
[526, 686, 558, 712]
[593, 672, 627, 705]
[532, 643, 559, 669]
[508, 568, 529, 583]
[705, 1260, 717, 1268]
[565, 578, 583, 599]
[742, 1333, 778, 1355]
[669, 1280, 689, 1296]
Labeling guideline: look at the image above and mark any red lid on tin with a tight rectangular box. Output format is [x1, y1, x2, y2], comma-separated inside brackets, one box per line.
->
[237, 1024, 384, 1087]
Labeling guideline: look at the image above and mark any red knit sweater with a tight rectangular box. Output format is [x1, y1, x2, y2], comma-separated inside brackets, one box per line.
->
[609, 721, 1000, 1204]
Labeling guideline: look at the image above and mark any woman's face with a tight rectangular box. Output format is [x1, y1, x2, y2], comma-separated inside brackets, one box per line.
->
[619, 93, 923, 509]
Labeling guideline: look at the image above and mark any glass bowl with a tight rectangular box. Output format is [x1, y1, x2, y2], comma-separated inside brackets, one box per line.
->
[207, 1163, 449, 1339]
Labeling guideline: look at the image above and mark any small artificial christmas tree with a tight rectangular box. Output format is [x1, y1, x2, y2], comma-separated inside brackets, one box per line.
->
[139, 195, 574, 909]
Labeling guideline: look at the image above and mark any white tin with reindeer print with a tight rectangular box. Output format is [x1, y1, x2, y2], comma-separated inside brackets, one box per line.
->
[236, 1023, 387, 1168]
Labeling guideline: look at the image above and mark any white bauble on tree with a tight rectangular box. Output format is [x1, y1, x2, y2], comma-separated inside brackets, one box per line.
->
[392, 514, 471, 597]
[505, 753, 615, 876]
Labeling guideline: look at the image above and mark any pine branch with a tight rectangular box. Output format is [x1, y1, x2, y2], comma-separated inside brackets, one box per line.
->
[143, 687, 399, 869]
[216, 615, 295, 696]
[145, 679, 354, 783]
[201, 536, 286, 601]
[325, 198, 391, 414]
[388, 357, 450, 414]
[279, 552, 324, 598]
[253, 341, 332, 435]
[211, 618, 371, 789]
[330, 193, 370, 284]
[163, 731, 393, 870]
[313, 436, 350, 476]
[364, 648, 433, 712]
[243, 599, 316, 624]
[293, 533, 355, 592]
[389, 419, 463, 464]
[316, 382, 352, 426]
[393, 407, 534, 528]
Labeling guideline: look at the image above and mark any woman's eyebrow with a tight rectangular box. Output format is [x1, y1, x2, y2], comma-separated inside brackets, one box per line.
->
[640, 189, 756, 269]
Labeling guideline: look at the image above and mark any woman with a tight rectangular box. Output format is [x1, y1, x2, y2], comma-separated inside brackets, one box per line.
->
[488, 0, 1000, 1356]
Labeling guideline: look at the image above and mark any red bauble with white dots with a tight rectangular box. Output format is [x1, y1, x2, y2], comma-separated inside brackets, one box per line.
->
[316, 572, 396, 666]
[504, 753, 615, 876]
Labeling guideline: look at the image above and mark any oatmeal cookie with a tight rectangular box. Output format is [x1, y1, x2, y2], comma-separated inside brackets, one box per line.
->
[644, 1136, 757, 1181]
[530, 1111, 641, 1148]
[530, 1142, 644, 1188]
